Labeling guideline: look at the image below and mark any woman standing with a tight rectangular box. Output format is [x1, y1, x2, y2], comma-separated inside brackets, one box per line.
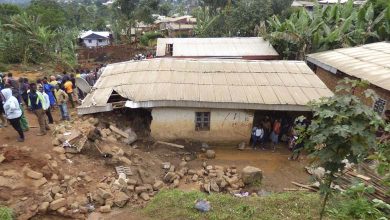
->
[1, 88, 24, 142]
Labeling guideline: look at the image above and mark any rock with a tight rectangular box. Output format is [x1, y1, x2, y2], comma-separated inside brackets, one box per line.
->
[203, 182, 211, 193]
[53, 147, 65, 154]
[238, 142, 246, 150]
[225, 176, 239, 186]
[38, 202, 49, 213]
[98, 188, 113, 199]
[59, 154, 67, 161]
[169, 165, 176, 172]
[163, 172, 176, 183]
[52, 138, 61, 146]
[78, 171, 87, 178]
[205, 150, 216, 159]
[50, 198, 67, 210]
[153, 180, 164, 191]
[179, 161, 187, 167]
[57, 207, 67, 215]
[172, 179, 180, 188]
[0, 154, 5, 163]
[184, 156, 192, 161]
[206, 165, 213, 171]
[210, 181, 220, 192]
[140, 192, 150, 201]
[33, 177, 47, 188]
[192, 174, 198, 182]
[161, 162, 171, 169]
[26, 169, 44, 180]
[51, 174, 59, 180]
[99, 205, 111, 213]
[84, 175, 93, 183]
[89, 117, 99, 126]
[50, 160, 58, 169]
[219, 179, 227, 188]
[43, 193, 53, 203]
[312, 167, 325, 180]
[241, 166, 263, 185]
[54, 193, 63, 200]
[113, 192, 130, 208]
[127, 185, 135, 192]
[70, 202, 79, 210]
[119, 156, 132, 165]
[44, 154, 52, 160]
[68, 178, 77, 186]
[135, 186, 148, 194]
[201, 143, 209, 149]
[127, 178, 137, 185]
[188, 169, 196, 175]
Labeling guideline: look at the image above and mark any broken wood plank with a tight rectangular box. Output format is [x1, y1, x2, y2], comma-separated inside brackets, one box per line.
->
[291, 181, 318, 191]
[109, 125, 129, 139]
[154, 141, 185, 149]
[283, 188, 309, 192]
[347, 171, 371, 181]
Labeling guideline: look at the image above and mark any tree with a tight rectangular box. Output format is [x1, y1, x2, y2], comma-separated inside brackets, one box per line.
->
[159, 2, 173, 16]
[27, 0, 67, 29]
[302, 79, 384, 219]
[0, 4, 22, 24]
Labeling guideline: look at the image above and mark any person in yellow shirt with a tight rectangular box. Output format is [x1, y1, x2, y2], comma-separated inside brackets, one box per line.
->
[64, 79, 75, 108]
[49, 75, 58, 87]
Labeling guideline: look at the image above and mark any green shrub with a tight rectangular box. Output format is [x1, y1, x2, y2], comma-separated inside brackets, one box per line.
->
[0, 207, 13, 220]
[140, 31, 164, 47]
[0, 63, 8, 72]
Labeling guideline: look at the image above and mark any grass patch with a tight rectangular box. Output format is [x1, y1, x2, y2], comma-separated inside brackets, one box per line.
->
[143, 190, 321, 220]
[0, 206, 13, 220]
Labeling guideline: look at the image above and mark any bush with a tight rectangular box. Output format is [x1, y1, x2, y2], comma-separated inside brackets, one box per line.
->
[327, 183, 390, 220]
[0, 63, 8, 72]
[140, 31, 164, 47]
[0, 207, 13, 220]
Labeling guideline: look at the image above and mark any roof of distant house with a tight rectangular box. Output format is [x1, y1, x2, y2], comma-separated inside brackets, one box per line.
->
[78, 59, 333, 115]
[156, 37, 279, 58]
[79, 30, 110, 39]
[307, 42, 390, 91]
[291, 0, 315, 7]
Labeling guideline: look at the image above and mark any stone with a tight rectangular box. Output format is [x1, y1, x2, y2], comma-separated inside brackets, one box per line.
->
[184, 156, 192, 161]
[52, 138, 61, 146]
[169, 165, 176, 172]
[50, 198, 67, 210]
[153, 180, 164, 191]
[99, 205, 111, 213]
[127, 185, 135, 192]
[238, 142, 246, 150]
[57, 207, 67, 215]
[113, 192, 130, 208]
[225, 176, 239, 186]
[202, 143, 209, 149]
[205, 150, 216, 159]
[188, 169, 196, 175]
[135, 186, 148, 194]
[26, 169, 44, 180]
[179, 161, 187, 167]
[172, 179, 179, 188]
[210, 180, 220, 192]
[119, 157, 132, 165]
[161, 162, 171, 169]
[192, 174, 199, 182]
[64, 175, 71, 181]
[53, 147, 66, 154]
[51, 174, 59, 180]
[33, 177, 47, 188]
[241, 166, 263, 185]
[50, 160, 58, 169]
[163, 172, 176, 183]
[140, 192, 150, 201]
[44, 154, 52, 160]
[59, 154, 67, 161]
[206, 165, 213, 170]
[68, 178, 77, 186]
[38, 202, 49, 213]
[127, 178, 137, 185]
[54, 193, 63, 200]
[70, 202, 79, 210]
[30, 204, 38, 211]
[84, 176, 93, 183]
[98, 188, 113, 199]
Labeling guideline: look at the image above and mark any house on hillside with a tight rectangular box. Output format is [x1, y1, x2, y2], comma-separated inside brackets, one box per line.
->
[79, 31, 112, 48]
[306, 42, 390, 117]
[78, 59, 332, 144]
[156, 37, 279, 60]
[154, 15, 197, 37]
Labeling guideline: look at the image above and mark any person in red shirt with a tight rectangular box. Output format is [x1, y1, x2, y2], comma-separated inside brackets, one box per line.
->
[271, 119, 281, 152]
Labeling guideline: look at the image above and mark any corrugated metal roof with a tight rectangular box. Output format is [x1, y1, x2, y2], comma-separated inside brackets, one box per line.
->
[307, 42, 390, 91]
[78, 59, 332, 114]
[156, 37, 279, 57]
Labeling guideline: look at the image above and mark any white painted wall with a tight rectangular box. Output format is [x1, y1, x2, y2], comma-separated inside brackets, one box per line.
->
[151, 107, 254, 144]
[83, 38, 110, 48]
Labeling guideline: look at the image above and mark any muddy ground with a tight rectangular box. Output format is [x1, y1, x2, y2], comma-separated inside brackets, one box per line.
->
[0, 106, 310, 220]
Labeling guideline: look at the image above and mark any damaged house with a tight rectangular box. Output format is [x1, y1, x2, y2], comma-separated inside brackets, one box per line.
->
[78, 59, 332, 144]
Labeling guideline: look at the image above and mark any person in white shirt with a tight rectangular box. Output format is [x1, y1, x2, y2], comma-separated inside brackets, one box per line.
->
[252, 124, 264, 149]
[38, 84, 54, 124]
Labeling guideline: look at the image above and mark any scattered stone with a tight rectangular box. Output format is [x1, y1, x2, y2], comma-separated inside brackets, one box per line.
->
[184, 156, 192, 161]
[192, 174, 199, 182]
[0, 154, 5, 163]
[241, 166, 263, 185]
[238, 142, 246, 150]
[205, 150, 216, 159]
[127, 178, 137, 185]
[163, 172, 176, 183]
[153, 180, 164, 191]
[188, 169, 196, 175]
[119, 156, 132, 165]
[26, 169, 44, 180]
[172, 179, 180, 188]
[179, 161, 187, 167]
[53, 147, 65, 154]
[140, 192, 150, 201]
[98, 188, 112, 199]
[161, 162, 171, 169]
[43, 193, 53, 203]
[84, 175, 93, 183]
[33, 177, 48, 188]
[52, 138, 61, 146]
[202, 143, 209, 149]
[225, 176, 239, 186]
[70, 202, 79, 210]
[113, 192, 130, 208]
[206, 165, 213, 170]
[68, 178, 77, 186]
[59, 154, 67, 161]
[51, 174, 59, 180]
[57, 207, 67, 215]
[21, 197, 28, 201]
[135, 186, 148, 194]
[50, 198, 67, 210]
[169, 165, 176, 172]
[210, 181, 220, 192]
[99, 205, 111, 213]
[38, 202, 49, 213]
[44, 154, 52, 160]
[54, 193, 63, 200]
[127, 185, 135, 192]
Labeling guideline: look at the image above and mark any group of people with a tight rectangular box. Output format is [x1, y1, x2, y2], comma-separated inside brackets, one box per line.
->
[0, 71, 78, 142]
[250, 116, 309, 160]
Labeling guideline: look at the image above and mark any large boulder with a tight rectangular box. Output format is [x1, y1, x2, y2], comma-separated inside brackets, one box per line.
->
[205, 150, 216, 159]
[241, 166, 263, 185]
[113, 191, 130, 208]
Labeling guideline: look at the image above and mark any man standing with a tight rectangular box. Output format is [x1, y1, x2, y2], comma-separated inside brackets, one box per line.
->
[38, 84, 54, 124]
[28, 83, 50, 136]
[1, 88, 24, 142]
[271, 119, 281, 152]
[64, 78, 75, 108]
[54, 85, 70, 121]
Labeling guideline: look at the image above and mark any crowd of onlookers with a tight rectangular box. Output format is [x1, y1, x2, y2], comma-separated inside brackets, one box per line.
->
[251, 116, 310, 160]
[0, 64, 105, 142]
